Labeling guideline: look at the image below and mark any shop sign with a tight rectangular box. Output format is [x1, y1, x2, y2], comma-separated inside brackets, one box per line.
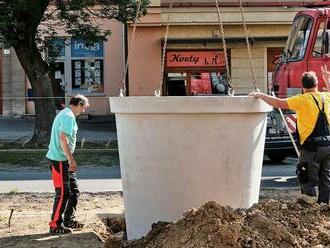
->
[166, 51, 225, 67]
[71, 39, 104, 57]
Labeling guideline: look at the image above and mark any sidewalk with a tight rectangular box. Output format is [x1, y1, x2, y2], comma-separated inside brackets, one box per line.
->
[0, 116, 117, 143]
[0, 179, 123, 193]
[0, 177, 298, 193]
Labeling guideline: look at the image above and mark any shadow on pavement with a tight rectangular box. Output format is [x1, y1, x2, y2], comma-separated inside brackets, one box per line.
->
[263, 156, 298, 166]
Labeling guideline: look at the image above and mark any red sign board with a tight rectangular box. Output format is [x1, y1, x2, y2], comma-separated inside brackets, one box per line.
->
[166, 51, 226, 68]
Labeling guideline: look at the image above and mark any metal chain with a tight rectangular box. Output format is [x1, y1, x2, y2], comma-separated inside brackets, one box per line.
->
[156, 0, 175, 96]
[120, 0, 142, 97]
[238, 0, 258, 91]
[214, 0, 235, 94]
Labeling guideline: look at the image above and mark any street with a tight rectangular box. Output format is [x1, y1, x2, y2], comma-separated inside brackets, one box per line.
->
[0, 116, 299, 192]
[0, 156, 299, 193]
[261, 156, 299, 189]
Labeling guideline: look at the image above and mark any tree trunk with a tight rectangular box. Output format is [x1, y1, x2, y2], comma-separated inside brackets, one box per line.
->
[14, 41, 56, 148]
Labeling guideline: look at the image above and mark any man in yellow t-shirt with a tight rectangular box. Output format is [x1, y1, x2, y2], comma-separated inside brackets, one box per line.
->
[250, 67, 330, 204]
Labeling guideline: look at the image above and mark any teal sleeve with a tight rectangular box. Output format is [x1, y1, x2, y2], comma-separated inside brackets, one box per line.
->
[60, 115, 74, 136]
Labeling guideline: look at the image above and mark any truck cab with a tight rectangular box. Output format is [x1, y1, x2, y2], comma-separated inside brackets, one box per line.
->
[267, 8, 330, 162]
[274, 8, 330, 96]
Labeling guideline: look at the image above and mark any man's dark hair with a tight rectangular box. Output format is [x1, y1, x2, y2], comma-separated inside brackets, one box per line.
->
[301, 71, 318, 89]
[70, 94, 89, 107]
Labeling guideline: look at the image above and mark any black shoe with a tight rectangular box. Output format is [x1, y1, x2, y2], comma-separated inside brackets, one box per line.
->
[49, 226, 72, 235]
[63, 220, 84, 229]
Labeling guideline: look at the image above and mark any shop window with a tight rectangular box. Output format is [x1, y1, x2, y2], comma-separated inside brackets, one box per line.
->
[166, 71, 229, 96]
[190, 72, 212, 95]
[72, 59, 104, 93]
[71, 40, 104, 93]
[54, 62, 65, 86]
[48, 38, 104, 94]
[165, 50, 230, 96]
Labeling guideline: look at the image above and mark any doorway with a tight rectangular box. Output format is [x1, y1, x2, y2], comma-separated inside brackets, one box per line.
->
[166, 73, 187, 96]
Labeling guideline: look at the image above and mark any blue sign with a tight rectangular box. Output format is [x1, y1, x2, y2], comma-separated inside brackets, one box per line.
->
[71, 40, 104, 58]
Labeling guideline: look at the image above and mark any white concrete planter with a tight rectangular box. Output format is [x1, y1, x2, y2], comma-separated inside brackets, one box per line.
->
[110, 96, 272, 240]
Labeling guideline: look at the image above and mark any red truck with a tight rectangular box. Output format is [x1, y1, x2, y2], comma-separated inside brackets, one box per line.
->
[267, 7, 330, 162]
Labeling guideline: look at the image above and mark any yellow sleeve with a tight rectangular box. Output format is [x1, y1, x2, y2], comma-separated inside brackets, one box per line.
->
[287, 95, 302, 111]
[324, 92, 330, 102]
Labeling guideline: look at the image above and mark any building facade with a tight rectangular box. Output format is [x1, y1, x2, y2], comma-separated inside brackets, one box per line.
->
[1, 20, 125, 116]
[126, 0, 328, 97]
[1, 48, 26, 116]
[1, 0, 329, 116]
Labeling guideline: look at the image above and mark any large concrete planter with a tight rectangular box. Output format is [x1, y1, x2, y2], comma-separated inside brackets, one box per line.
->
[110, 96, 272, 240]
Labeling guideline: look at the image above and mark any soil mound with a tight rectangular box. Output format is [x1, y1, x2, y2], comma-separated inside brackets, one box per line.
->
[110, 199, 330, 248]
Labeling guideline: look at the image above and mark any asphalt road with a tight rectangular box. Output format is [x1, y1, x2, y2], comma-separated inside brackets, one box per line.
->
[0, 117, 300, 193]
[0, 156, 299, 193]
[261, 156, 299, 189]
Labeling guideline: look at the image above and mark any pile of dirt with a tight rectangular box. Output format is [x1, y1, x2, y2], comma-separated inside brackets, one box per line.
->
[106, 198, 330, 248]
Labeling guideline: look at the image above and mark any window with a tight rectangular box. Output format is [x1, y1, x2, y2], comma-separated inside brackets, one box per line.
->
[313, 19, 330, 57]
[313, 20, 326, 57]
[165, 71, 229, 96]
[72, 59, 104, 93]
[50, 38, 105, 94]
[285, 16, 312, 61]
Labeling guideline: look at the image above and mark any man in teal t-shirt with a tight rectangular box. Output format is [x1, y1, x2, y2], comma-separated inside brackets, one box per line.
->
[46, 94, 89, 234]
[46, 107, 78, 161]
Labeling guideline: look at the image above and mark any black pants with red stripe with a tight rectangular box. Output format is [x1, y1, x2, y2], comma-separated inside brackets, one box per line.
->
[48, 159, 80, 228]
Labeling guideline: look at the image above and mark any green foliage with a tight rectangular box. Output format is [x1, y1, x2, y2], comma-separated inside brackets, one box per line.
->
[0, 0, 150, 63]
[0, 0, 149, 145]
